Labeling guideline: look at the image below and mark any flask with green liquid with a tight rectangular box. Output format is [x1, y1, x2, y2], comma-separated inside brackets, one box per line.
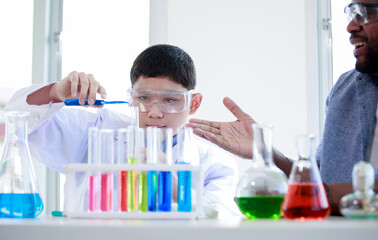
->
[235, 124, 287, 219]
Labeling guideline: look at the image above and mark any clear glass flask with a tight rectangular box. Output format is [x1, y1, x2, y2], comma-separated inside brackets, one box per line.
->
[281, 134, 330, 220]
[0, 111, 43, 218]
[339, 161, 378, 219]
[235, 124, 287, 219]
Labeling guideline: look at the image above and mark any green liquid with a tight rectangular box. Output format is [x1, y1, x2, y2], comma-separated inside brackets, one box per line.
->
[235, 196, 284, 219]
[138, 172, 148, 212]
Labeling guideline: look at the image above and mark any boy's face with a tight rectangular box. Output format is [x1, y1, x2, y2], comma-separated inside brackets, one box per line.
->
[132, 76, 202, 135]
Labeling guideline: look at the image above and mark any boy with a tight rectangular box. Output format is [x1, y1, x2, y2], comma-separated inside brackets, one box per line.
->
[6, 44, 239, 217]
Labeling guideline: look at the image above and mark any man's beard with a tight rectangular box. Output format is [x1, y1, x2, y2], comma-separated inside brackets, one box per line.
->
[355, 44, 378, 75]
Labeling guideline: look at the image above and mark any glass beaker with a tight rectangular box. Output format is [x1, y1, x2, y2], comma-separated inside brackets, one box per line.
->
[281, 134, 330, 220]
[339, 161, 378, 219]
[0, 111, 43, 218]
[235, 124, 288, 219]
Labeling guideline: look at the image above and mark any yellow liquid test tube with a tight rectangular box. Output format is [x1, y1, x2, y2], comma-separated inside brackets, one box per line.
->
[127, 157, 138, 211]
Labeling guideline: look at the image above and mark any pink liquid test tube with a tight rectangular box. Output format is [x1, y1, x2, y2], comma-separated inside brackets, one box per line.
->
[88, 127, 99, 212]
[99, 129, 114, 212]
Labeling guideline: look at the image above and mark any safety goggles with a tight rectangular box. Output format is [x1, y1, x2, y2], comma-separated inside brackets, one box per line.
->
[344, 3, 378, 26]
[127, 89, 193, 113]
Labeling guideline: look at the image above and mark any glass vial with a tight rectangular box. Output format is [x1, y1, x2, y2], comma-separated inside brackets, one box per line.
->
[281, 134, 330, 220]
[88, 127, 99, 212]
[117, 128, 128, 212]
[0, 111, 43, 218]
[177, 127, 198, 212]
[158, 128, 173, 212]
[340, 161, 378, 219]
[146, 127, 160, 212]
[99, 129, 114, 212]
[235, 124, 287, 219]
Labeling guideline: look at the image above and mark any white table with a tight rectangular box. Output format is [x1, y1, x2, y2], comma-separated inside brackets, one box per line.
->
[1, 216, 377, 240]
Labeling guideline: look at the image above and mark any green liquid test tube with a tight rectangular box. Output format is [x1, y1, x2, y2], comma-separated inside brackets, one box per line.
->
[138, 172, 148, 212]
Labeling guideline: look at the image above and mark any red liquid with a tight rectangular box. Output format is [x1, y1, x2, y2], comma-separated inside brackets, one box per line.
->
[282, 183, 330, 220]
[100, 173, 113, 212]
[118, 171, 128, 211]
[88, 175, 98, 211]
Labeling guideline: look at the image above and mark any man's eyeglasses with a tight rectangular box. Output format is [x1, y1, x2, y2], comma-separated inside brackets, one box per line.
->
[344, 3, 378, 26]
[127, 89, 193, 114]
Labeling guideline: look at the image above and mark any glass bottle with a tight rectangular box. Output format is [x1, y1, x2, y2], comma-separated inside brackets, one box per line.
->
[0, 111, 43, 218]
[235, 124, 288, 219]
[281, 134, 330, 220]
[339, 161, 378, 219]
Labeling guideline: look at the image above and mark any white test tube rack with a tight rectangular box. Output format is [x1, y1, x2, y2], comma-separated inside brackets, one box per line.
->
[63, 163, 204, 219]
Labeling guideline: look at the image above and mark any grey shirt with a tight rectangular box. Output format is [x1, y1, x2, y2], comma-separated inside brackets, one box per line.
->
[316, 69, 378, 183]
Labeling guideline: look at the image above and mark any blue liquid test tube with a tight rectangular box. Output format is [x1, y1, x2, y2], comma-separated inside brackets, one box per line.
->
[158, 128, 173, 212]
[146, 127, 160, 212]
[176, 127, 197, 212]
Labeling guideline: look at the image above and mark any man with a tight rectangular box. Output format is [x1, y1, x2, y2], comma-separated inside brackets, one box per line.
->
[187, 0, 378, 215]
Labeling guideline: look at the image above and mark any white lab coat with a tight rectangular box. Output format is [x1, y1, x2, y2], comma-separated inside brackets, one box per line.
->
[5, 84, 240, 217]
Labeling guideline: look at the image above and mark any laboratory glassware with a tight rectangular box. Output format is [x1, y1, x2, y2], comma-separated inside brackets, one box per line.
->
[126, 106, 139, 212]
[99, 129, 114, 212]
[177, 127, 198, 212]
[158, 128, 173, 212]
[117, 128, 128, 212]
[88, 127, 99, 212]
[127, 126, 139, 211]
[0, 111, 43, 218]
[64, 99, 129, 106]
[146, 127, 161, 212]
[235, 124, 287, 219]
[281, 134, 330, 220]
[340, 161, 378, 218]
[137, 128, 149, 212]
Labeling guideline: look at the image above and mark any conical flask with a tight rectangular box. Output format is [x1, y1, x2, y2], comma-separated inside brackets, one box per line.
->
[339, 161, 378, 219]
[281, 134, 330, 220]
[0, 111, 43, 218]
[235, 124, 288, 219]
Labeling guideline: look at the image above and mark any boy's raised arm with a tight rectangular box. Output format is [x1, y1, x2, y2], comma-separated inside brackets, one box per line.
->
[26, 71, 107, 106]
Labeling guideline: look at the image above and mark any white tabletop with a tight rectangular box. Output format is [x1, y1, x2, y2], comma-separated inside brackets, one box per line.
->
[1, 216, 378, 240]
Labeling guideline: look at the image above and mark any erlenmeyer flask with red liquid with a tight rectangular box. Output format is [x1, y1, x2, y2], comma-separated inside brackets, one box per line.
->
[281, 134, 330, 220]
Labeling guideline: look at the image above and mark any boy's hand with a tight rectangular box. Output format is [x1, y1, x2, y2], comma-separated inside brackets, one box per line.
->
[187, 97, 256, 159]
[50, 71, 107, 105]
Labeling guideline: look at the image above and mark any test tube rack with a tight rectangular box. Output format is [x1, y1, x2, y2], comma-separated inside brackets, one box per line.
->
[63, 163, 204, 219]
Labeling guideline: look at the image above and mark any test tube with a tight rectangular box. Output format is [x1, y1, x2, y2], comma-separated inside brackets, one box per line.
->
[88, 127, 99, 212]
[177, 127, 197, 212]
[158, 128, 173, 212]
[127, 126, 139, 212]
[99, 129, 114, 212]
[137, 128, 149, 212]
[117, 128, 128, 212]
[146, 127, 161, 212]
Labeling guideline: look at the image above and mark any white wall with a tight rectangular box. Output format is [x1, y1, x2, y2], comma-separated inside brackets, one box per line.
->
[151, 0, 318, 176]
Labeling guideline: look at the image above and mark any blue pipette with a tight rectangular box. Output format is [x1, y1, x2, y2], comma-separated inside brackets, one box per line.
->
[64, 99, 129, 106]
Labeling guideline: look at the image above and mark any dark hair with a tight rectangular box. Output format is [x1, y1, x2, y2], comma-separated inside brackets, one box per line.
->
[130, 44, 196, 90]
